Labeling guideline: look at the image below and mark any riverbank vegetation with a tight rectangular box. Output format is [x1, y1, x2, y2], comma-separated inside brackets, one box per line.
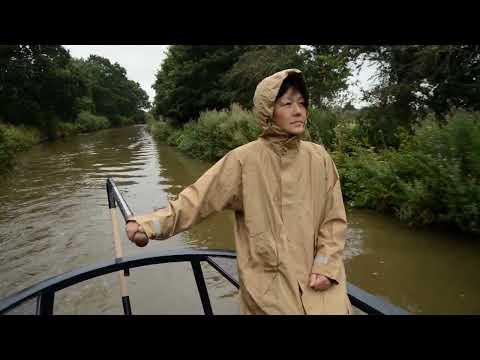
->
[148, 45, 480, 234]
[0, 45, 150, 167]
[2, 44, 479, 233]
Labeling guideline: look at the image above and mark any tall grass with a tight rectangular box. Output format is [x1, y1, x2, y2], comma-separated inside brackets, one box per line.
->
[0, 123, 41, 167]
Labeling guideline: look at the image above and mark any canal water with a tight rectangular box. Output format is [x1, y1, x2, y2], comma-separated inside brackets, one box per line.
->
[1, 125, 478, 314]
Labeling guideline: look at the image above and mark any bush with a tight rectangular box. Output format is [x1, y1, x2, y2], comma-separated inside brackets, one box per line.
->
[356, 106, 405, 148]
[76, 111, 110, 132]
[393, 111, 480, 232]
[150, 104, 261, 161]
[57, 122, 78, 137]
[148, 116, 177, 142]
[0, 123, 40, 167]
[333, 147, 400, 212]
[306, 108, 371, 153]
[117, 116, 135, 127]
[306, 108, 339, 150]
[144, 112, 156, 125]
[176, 104, 261, 160]
[334, 110, 480, 234]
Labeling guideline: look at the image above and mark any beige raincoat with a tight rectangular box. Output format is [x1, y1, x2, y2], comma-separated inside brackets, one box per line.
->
[131, 69, 352, 315]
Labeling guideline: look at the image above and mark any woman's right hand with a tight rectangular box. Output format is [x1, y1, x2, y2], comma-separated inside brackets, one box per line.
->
[125, 220, 149, 247]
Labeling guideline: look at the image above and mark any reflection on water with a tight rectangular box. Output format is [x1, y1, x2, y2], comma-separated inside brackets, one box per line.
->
[0, 125, 479, 314]
[345, 209, 480, 314]
[0, 126, 238, 314]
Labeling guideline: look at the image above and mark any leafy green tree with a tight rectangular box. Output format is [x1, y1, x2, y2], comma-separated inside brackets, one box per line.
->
[72, 55, 150, 124]
[152, 45, 354, 123]
[300, 45, 353, 108]
[350, 45, 480, 127]
[152, 45, 252, 123]
[415, 45, 480, 119]
[221, 45, 304, 108]
[0, 45, 87, 130]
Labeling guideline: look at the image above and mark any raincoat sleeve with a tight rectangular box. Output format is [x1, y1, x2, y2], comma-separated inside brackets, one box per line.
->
[129, 150, 243, 240]
[311, 152, 347, 284]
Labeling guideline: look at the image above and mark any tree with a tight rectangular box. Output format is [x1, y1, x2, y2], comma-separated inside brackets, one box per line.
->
[221, 45, 304, 108]
[350, 45, 480, 127]
[0, 45, 87, 130]
[415, 45, 480, 119]
[152, 45, 252, 123]
[300, 45, 353, 109]
[152, 45, 354, 123]
[72, 55, 150, 123]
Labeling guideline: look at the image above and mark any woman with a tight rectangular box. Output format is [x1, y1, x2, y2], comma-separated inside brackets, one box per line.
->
[126, 69, 353, 315]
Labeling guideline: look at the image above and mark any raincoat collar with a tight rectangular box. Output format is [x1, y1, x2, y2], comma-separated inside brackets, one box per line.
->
[260, 124, 301, 155]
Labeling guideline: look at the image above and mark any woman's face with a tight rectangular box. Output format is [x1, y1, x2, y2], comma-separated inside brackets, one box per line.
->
[272, 87, 308, 136]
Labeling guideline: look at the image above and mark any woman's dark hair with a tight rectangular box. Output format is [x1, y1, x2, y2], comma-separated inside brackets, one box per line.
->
[275, 73, 309, 108]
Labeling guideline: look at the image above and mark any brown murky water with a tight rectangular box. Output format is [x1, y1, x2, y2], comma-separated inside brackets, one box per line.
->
[1, 125, 479, 314]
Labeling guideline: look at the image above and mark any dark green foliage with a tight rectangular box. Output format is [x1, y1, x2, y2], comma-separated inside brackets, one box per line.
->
[150, 104, 480, 234]
[334, 111, 480, 234]
[0, 123, 40, 167]
[0, 45, 87, 131]
[0, 45, 151, 166]
[0, 46, 150, 132]
[148, 104, 261, 161]
[300, 46, 353, 108]
[306, 108, 339, 149]
[349, 45, 480, 132]
[75, 111, 111, 132]
[221, 45, 305, 109]
[152, 46, 253, 123]
[152, 45, 354, 124]
[70, 55, 150, 124]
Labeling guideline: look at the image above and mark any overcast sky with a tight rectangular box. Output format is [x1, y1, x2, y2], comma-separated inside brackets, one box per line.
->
[64, 45, 169, 102]
[63, 45, 376, 108]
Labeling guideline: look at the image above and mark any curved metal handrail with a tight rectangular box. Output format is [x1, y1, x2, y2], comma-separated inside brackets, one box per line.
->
[0, 248, 409, 315]
[0, 178, 410, 315]
[0, 249, 237, 315]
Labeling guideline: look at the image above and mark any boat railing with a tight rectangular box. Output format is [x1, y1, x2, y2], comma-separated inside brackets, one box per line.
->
[0, 179, 409, 315]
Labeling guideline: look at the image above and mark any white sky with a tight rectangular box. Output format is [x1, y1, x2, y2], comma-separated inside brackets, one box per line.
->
[64, 45, 169, 102]
[63, 45, 376, 108]
[346, 59, 378, 108]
